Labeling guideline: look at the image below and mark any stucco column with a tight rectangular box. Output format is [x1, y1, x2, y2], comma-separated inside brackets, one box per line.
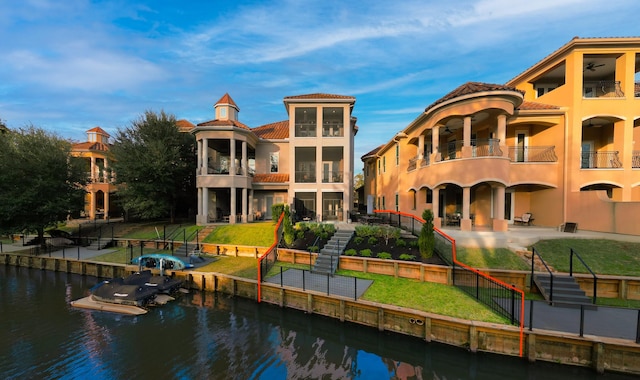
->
[230, 187, 237, 224]
[248, 189, 254, 221]
[242, 141, 247, 176]
[242, 188, 247, 223]
[89, 191, 96, 220]
[230, 139, 236, 176]
[431, 127, 440, 162]
[197, 188, 203, 224]
[104, 192, 109, 220]
[462, 116, 472, 158]
[432, 187, 441, 228]
[197, 139, 202, 172]
[202, 187, 209, 224]
[90, 157, 96, 182]
[418, 135, 424, 160]
[497, 114, 507, 158]
[492, 186, 508, 232]
[460, 186, 472, 231]
[202, 138, 208, 175]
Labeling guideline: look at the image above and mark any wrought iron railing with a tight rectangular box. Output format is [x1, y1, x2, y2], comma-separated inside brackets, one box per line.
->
[321, 170, 343, 183]
[583, 80, 624, 98]
[257, 212, 285, 300]
[633, 151, 640, 168]
[407, 156, 418, 171]
[509, 146, 558, 162]
[471, 139, 502, 157]
[580, 151, 622, 169]
[570, 248, 598, 304]
[531, 247, 554, 302]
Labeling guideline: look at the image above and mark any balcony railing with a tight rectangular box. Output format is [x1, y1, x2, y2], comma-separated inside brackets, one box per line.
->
[581, 151, 622, 169]
[322, 170, 343, 183]
[205, 165, 246, 175]
[408, 156, 418, 171]
[322, 122, 343, 137]
[632, 151, 640, 168]
[472, 139, 502, 157]
[583, 80, 624, 98]
[508, 146, 558, 162]
[421, 156, 430, 167]
[295, 123, 316, 137]
[295, 171, 316, 183]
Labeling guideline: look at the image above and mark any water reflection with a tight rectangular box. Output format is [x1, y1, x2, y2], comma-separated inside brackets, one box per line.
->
[0, 266, 631, 380]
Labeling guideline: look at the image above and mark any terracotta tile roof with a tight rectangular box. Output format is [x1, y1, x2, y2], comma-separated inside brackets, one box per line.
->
[284, 93, 355, 101]
[517, 101, 561, 111]
[87, 126, 110, 136]
[71, 141, 110, 152]
[361, 145, 383, 160]
[176, 119, 195, 132]
[253, 173, 289, 183]
[215, 93, 239, 109]
[252, 120, 289, 139]
[196, 119, 251, 131]
[425, 82, 524, 112]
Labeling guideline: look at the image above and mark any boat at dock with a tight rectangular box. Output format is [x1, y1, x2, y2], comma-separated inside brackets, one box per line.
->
[131, 253, 196, 270]
[71, 270, 184, 315]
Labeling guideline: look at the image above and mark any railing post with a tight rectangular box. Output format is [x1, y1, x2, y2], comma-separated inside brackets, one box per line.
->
[530, 248, 535, 289]
[475, 272, 480, 299]
[302, 270, 306, 291]
[354, 276, 357, 300]
[570, 248, 574, 276]
[280, 266, 283, 287]
[529, 299, 534, 331]
[510, 289, 516, 325]
[593, 277, 598, 305]
[327, 273, 330, 295]
[636, 310, 640, 344]
[579, 305, 585, 337]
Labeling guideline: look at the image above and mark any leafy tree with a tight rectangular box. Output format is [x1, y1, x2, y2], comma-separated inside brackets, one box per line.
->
[0, 127, 87, 245]
[283, 205, 295, 246]
[110, 110, 196, 223]
[419, 209, 435, 258]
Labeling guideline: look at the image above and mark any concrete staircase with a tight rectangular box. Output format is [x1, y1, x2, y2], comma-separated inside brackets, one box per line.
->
[87, 238, 113, 250]
[533, 274, 596, 309]
[312, 228, 354, 275]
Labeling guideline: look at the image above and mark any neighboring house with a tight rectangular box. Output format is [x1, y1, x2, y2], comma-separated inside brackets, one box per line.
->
[362, 37, 640, 235]
[71, 127, 117, 220]
[190, 93, 358, 225]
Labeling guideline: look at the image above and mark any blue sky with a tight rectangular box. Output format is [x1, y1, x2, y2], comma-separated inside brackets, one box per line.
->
[1, 0, 639, 165]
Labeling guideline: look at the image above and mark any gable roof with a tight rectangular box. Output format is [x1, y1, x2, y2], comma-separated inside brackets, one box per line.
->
[87, 126, 110, 136]
[517, 101, 561, 111]
[71, 141, 109, 152]
[253, 173, 289, 183]
[252, 120, 289, 139]
[361, 145, 383, 160]
[176, 119, 195, 132]
[284, 93, 355, 101]
[215, 93, 239, 110]
[425, 82, 524, 113]
[196, 119, 251, 131]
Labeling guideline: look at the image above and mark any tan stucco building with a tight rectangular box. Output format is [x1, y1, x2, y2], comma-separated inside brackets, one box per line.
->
[190, 93, 358, 225]
[362, 37, 640, 235]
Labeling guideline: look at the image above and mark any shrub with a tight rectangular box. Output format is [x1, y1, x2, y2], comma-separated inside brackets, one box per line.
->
[377, 252, 392, 260]
[296, 230, 305, 240]
[353, 236, 364, 245]
[408, 240, 419, 248]
[308, 245, 319, 253]
[323, 224, 336, 234]
[320, 231, 329, 239]
[367, 236, 378, 245]
[379, 225, 401, 245]
[344, 249, 357, 256]
[399, 253, 416, 261]
[283, 205, 295, 246]
[271, 203, 285, 222]
[355, 225, 376, 237]
[419, 209, 435, 259]
[359, 249, 372, 257]
[395, 238, 407, 247]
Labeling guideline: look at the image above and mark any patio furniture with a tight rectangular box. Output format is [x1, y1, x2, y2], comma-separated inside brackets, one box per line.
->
[514, 212, 533, 225]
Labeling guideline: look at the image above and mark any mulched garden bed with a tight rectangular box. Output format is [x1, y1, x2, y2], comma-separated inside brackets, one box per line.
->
[344, 236, 447, 266]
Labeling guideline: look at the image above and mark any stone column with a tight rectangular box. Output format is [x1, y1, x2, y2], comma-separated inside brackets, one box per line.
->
[242, 141, 247, 176]
[418, 135, 424, 160]
[432, 187, 441, 228]
[230, 139, 236, 176]
[90, 157, 96, 182]
[462, 116, 473, 158]
[230, 187, 237, 223]
[460, 186, 472, 231]
[202, 187, 209, 224]
[431, 126, 440, 162]
[492, 186, 508, 231]
[242, 188, 248, 223]
[202, 138, 208, 174]
[497, 114, 507, 158]
[104, 192, 110, 219]
[89, 191, 96, 220]
[197, 188, 203, 224]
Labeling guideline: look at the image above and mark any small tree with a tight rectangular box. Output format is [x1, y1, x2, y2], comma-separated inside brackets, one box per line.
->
[271, 203, 285, 223]
[283, 205, 295, 246]
[419, 209, 435, 259]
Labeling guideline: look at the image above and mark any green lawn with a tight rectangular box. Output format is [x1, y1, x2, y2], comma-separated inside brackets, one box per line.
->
[454, 247, 530, 270]
[532, 239, 640, 277]
[194, 256, 259, 279]
[121, 223, 201, 240]
[202, 221, 276, 246]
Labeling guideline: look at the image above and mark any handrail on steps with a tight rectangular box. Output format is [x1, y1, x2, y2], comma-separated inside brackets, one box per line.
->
[531, 247, 554, 302]
[570, 248, 598, 304]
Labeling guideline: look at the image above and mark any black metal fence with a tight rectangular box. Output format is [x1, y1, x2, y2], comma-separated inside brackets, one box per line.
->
[258, 212, 285, 287]
[266, 267, 363, 300]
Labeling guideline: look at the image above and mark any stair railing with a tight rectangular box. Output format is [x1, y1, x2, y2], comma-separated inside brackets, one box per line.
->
[570, 248, 598, 304]
[531, 247, 554, 302]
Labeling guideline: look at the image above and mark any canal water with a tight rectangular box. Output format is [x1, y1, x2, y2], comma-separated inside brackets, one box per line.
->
[0, 266, 632, 379]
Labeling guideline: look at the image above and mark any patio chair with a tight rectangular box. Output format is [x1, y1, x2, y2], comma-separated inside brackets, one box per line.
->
[514, 212, 533, 225]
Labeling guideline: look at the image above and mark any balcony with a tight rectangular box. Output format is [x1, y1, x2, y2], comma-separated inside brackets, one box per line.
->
[295, 171, 316, 183]
[508, 146, 558, 162]
[322, 170, 343, 183]
[321, 121, 343, 137]
[408, 156, 418, 171]
[436, 139, 502, 162]
[295, 123, 317, 137]
[583, 80, 624, 98]
[633, 151, 640, 168]
[205, 164, 246, 175]
[581, 151, 622, 169]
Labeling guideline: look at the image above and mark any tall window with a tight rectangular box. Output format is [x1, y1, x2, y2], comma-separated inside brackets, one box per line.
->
[411, 190, 416, 210]
[396, 144, 399, 166]
[295, 107, 317, 137]
[383, 157, 386, 172]
[395, 193, 399, 211]
[382, 196, 386, 210]
[270, 152, 279, 173]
